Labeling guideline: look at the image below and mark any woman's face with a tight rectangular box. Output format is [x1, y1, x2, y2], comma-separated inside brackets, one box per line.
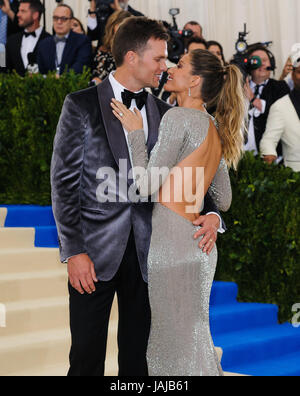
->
[71, 19, 84, 34]
[165, 54, 195, 93]
[208, 45, 223, 64]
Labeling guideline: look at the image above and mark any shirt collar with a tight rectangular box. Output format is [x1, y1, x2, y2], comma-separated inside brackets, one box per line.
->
[24, 26, 43, 39]
[250, 79, 269, 89]
[109, 71, 143, 101]
[54, 32, 70, 41]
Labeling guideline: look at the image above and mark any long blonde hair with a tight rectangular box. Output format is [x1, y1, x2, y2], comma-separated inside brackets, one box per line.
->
[190, 49, 247, 170]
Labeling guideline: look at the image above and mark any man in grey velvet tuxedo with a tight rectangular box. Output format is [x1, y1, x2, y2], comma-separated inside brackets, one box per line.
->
[51, 17, 223, 376]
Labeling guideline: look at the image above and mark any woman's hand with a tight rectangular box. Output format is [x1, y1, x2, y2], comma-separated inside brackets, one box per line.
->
[280, 57, 293, 80]
[111, 99, 143, 132]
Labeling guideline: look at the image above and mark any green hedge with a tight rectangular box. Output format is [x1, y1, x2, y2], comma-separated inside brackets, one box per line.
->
[0, 71, 91, 204]
[216, 152, 300, 323]
[0, 74, 299, 323]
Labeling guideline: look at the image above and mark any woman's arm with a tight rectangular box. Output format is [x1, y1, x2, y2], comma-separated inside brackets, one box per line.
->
[111, 100, 185, 197]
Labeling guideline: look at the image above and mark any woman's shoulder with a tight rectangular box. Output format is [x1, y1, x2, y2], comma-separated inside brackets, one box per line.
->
[163, 107, 214, 124]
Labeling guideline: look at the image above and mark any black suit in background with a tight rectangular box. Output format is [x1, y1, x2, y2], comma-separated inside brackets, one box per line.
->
[5, 28, 50, 76]
[253, 78, 290, 149]
[37, 30, 92, 75]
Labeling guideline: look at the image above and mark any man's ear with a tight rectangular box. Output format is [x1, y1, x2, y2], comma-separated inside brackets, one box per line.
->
[125, 50, 137, 66]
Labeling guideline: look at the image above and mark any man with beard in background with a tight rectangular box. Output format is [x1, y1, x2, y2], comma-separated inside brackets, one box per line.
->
[5, 0, 50, 75]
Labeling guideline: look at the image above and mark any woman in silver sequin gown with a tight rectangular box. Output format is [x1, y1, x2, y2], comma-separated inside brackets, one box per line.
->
[111, 50, 246, 376]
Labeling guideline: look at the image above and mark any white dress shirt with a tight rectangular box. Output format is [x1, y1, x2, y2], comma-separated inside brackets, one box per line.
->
[55, 32, 70, 71]
[21, 26, 43, 69]
[244, 80, 267, 155]
[109, 71, 149, 153]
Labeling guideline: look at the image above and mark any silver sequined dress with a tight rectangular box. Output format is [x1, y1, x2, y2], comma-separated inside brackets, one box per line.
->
[127, 107, 232, 376]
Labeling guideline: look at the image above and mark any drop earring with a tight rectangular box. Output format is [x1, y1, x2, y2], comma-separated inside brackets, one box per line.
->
[188, 88, 191, 97]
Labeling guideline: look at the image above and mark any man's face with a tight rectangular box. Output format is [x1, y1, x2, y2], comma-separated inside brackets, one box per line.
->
[17, 3, 35, 29]
[53, 6, 72, 37]
[184, 23, 202, 39]
[250, 50, 272, 82]
[188, 42, 206, 52]
[292, 65, 300, 90]
[133, 38, 168, 89]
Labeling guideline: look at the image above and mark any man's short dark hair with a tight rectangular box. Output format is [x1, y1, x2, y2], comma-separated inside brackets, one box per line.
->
[20, 0, 45, 19]
[112, 17, 169, 67]
[187, 37, 208, 50]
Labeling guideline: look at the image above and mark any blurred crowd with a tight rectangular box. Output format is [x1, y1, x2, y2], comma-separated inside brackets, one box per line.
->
[0, 0, 299, 172]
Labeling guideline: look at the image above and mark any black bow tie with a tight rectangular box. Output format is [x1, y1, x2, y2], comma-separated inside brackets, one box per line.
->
[54, 36, 67, 44]
[24, 31, 36, 38]
[121, 89, 148, 111]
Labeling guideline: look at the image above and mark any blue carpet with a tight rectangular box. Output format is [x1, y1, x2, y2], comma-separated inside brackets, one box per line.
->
[1, 204, 300, 376]
[1, 205, 58, 248]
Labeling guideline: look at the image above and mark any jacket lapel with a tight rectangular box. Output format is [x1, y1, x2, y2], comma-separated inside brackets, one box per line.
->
[14, 33, 25, 72]
[289, 90, 300, 120]
[97, 78, 132, 184]
[145, 94, 160, 154]
[60, 31, 74, 72]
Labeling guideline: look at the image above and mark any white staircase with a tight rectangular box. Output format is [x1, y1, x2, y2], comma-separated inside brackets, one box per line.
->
[0, 208, 234, 376]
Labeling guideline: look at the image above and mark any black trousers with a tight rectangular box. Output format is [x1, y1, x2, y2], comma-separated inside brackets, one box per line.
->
[67, 231, 151, 376]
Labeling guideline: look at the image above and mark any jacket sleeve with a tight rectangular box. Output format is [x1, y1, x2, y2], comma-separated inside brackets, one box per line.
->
[51, 94, 87, 262]
[70, 37, 92, 74]
[260, 101, 285, 157]
[36, 42, 47, 75]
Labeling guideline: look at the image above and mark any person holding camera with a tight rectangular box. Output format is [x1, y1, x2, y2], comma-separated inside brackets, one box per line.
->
[5, 0, 50, 76]
[88, 0, 143, 46]
[244, 45, 290, 156]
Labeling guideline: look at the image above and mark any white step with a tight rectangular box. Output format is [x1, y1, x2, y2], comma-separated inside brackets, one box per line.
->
[1, 297, 69, 336]
[0, 208, 7, 227]
[0, 327, 71, 376]
[0, 228, 35, 248]
[0, 269, 68, 303]
[0, 248, 61, 274]
[1, 318, 118, 376]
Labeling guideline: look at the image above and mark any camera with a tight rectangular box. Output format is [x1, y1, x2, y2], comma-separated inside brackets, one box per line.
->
[231, 24, 274, 79]
[165, 8, 193, 64]
[88, 0, 114, 22]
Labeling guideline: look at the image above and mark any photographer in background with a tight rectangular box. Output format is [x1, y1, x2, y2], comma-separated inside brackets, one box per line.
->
[244, 45, 290, 156]
[5, 0, 50, 76]
[183, 20, 203, 39]
[0, 0, 22, 45]
[87, 0, 143, 46]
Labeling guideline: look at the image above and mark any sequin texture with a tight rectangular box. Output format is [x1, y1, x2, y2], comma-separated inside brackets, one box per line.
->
[127, 107, 232, 376]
